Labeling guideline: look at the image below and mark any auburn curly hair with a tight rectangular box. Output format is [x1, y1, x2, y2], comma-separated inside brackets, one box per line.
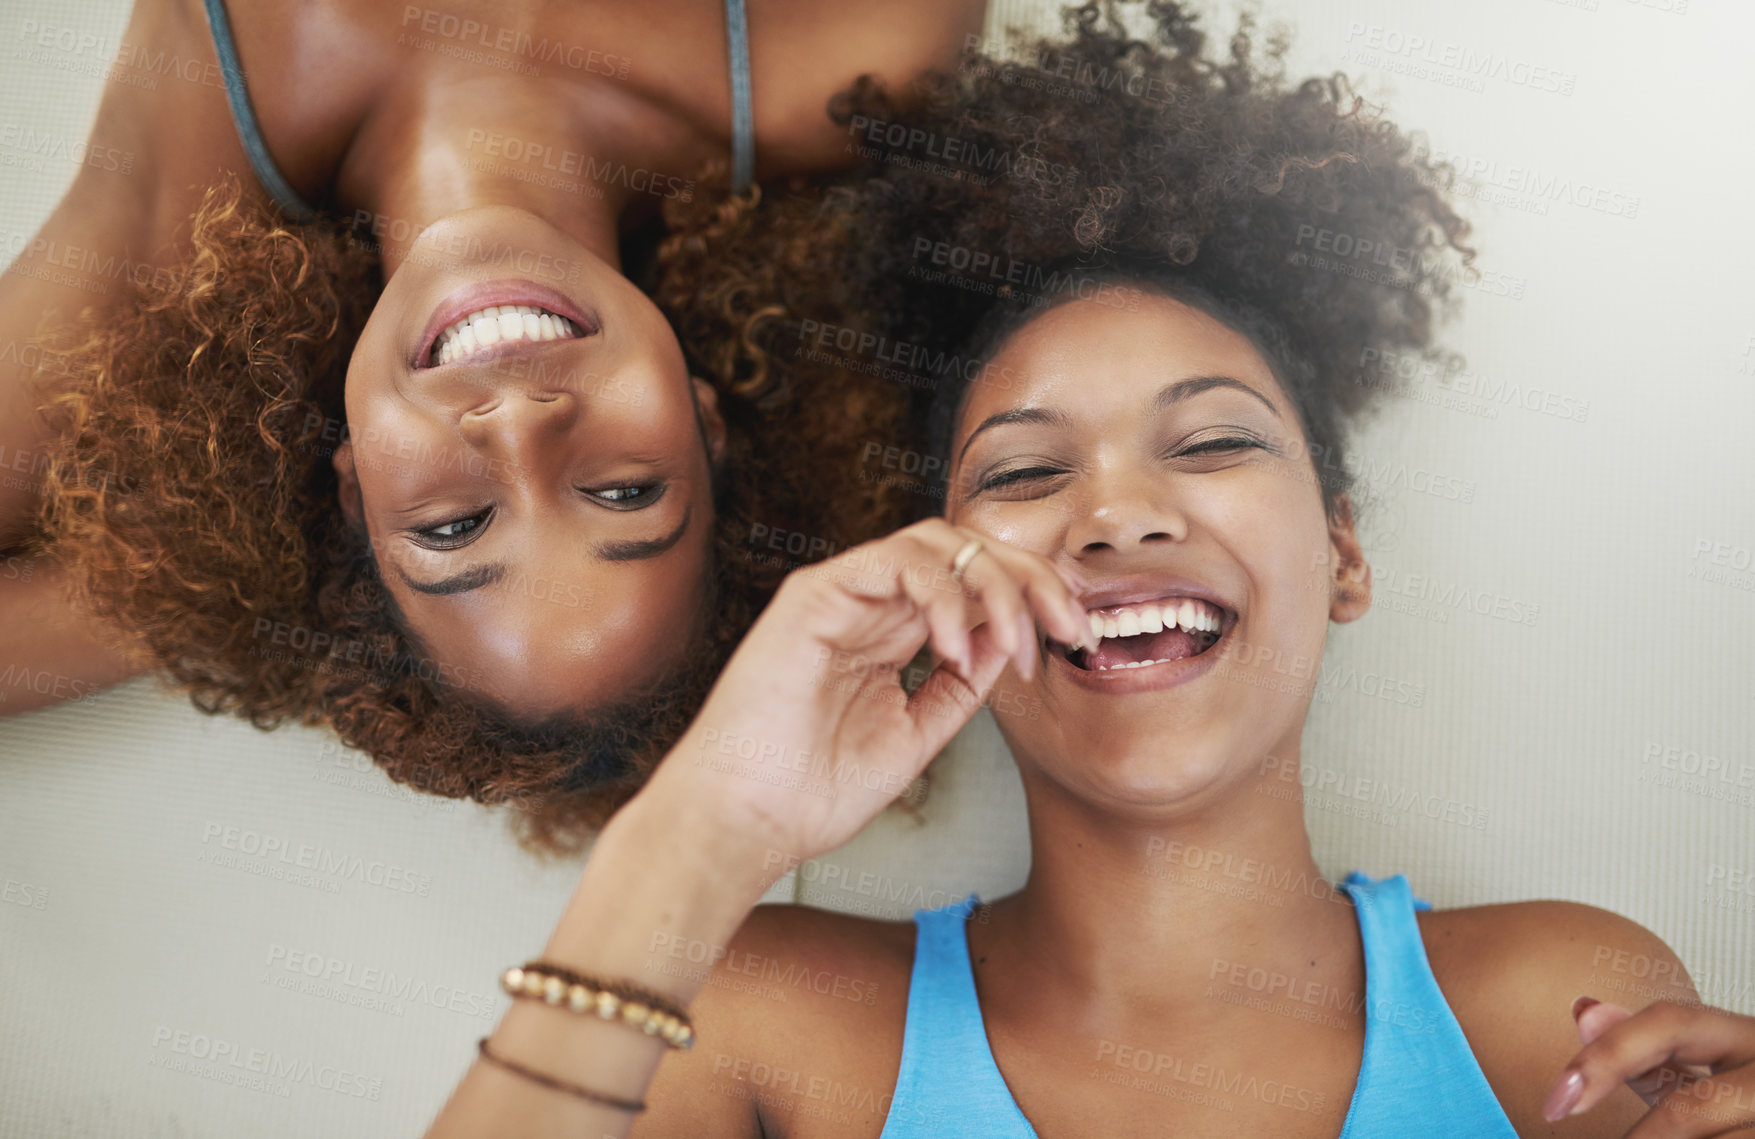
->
[666, 0, 1474, 533]
[37, 168, 916, 855]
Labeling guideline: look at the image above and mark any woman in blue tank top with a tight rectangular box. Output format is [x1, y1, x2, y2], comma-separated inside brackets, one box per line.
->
[421, 6, 1755, 1139]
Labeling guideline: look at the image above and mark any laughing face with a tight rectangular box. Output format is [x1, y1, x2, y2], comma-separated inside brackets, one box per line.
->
[335, 206, 724, 718]
[945, 289, 1373, 811]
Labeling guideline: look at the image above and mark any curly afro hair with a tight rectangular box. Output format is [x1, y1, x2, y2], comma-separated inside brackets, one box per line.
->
[36, 169, 917, 855]
[662, 0, 1475, 530]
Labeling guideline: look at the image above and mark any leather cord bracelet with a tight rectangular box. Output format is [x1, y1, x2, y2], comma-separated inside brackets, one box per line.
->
[476, 1036, 646, 1113]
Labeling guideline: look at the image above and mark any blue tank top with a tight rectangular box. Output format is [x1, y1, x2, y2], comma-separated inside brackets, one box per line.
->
[200, 0, 757, 221]
[879, 871, 1519, 1138]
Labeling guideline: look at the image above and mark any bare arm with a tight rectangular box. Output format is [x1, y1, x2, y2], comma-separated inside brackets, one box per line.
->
[421, 519, 1092, 1138]
[0, 554, 144, 716]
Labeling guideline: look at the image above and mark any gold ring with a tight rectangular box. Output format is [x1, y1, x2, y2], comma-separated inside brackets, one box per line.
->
[950, 539, 985, 584]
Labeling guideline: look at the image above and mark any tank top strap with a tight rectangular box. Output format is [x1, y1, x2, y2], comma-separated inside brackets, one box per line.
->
[200, 0, 320, 222]
[723, 0, 755, 192]
[1336, 871, 1521, 1138]
[880, 893, 1039, 1138]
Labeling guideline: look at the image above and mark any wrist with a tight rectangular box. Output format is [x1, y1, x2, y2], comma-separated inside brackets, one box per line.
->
[536, 783, 778, 1007]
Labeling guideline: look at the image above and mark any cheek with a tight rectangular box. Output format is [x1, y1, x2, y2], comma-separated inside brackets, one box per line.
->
[949, 501, 1065, 555]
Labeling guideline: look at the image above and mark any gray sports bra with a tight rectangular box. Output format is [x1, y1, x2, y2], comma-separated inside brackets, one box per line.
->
[200, 0, 756, 221]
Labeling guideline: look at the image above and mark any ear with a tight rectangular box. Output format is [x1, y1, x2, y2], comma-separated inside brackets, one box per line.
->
[332, 440, 365, 530]
[690, 376, 728, 465]
[1326, 493, 1372, 624]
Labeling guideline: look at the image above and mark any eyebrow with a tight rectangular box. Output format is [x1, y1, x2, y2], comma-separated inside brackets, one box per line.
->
[395, 506, 693, 595]
[957, 374, 1280, 466]
[595, 505, 692, 562]
[1152, 375, 1281, 419]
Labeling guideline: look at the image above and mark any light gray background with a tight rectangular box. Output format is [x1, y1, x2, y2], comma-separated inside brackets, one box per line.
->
[2, 0, 1751, 1135]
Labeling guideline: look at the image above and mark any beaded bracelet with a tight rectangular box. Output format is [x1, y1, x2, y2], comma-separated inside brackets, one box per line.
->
[501, 960, 696, 1050]
[476, 1037, 646, 1113]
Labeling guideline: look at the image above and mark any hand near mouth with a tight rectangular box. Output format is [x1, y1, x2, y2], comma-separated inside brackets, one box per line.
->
[631, 518, 1091, 884]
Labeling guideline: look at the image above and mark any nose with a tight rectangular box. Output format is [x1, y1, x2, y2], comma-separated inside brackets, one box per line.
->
[457, 390, 579, 459]
[1064, 466, 1189, 556]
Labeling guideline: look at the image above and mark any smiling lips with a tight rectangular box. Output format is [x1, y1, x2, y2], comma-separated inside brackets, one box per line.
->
[430, 304, 585, 366]
[1061, 595, 1231, 672]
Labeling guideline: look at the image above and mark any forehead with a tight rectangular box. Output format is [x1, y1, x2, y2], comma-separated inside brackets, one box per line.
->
[958, 293, 1287, 435]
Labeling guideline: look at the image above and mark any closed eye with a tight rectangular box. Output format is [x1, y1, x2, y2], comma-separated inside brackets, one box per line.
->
[1182, 436, 1265, 455]
[977, 465, 1068, 493]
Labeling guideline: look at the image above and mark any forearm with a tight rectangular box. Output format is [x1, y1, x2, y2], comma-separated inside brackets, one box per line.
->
[0, 555, 143, 717]
[424, 784, 780, 1139]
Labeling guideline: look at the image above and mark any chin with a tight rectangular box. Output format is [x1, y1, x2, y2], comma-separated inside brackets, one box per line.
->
[1047, 732, 1239, 811]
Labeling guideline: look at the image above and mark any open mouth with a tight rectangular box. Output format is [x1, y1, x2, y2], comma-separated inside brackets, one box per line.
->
[413, 279, 600, 371]
[428, 304, 586, 367]
[1052, 596, 1234, 672]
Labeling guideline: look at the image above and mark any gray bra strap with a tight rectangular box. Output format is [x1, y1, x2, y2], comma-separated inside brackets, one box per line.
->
[725, 0, 755, 192]
[200, 0, 319, 222]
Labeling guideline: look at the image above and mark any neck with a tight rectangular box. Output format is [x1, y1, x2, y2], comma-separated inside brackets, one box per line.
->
[980, 735, 1363, 1024]
[346, 73, 690, 275]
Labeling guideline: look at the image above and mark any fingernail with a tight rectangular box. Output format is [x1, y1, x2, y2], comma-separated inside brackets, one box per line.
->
[1542, 1070, 1584, 1122]
[1571, 995, 1600, 1020]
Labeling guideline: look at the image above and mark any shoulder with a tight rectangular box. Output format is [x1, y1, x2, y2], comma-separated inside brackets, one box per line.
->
[1418, 896, 1698, 1138]
[633, 902, 917, 1139]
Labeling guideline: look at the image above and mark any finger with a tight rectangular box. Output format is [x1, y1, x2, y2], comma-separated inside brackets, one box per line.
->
[1551, 1001, 1755, 1121]
[905, 623, 1010, 758]
[1576, 1001, 1705, 1105]
[921, 588, 973, 679]
[966, 536, 1092, 652]
[913, 536, 1027, 662]
[1015, 610, 1036, 681]
[1624, 1061, 1755, 1139]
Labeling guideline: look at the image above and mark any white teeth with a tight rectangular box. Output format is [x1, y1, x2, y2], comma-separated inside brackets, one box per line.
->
[431, 304, 581, 365]
[1076, 595, 1227, 654]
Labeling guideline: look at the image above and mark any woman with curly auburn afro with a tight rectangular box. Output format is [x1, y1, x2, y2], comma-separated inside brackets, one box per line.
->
[420, 6, 1752, 1138]
[0, 0, 986, 851]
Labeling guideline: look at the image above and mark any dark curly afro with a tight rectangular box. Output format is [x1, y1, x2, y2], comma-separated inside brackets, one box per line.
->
[667, 0, 1475, 531]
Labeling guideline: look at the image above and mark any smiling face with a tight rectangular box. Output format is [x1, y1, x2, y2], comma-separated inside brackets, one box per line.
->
[945, 290, 1372, 812]
[336, 206, 723, 718]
